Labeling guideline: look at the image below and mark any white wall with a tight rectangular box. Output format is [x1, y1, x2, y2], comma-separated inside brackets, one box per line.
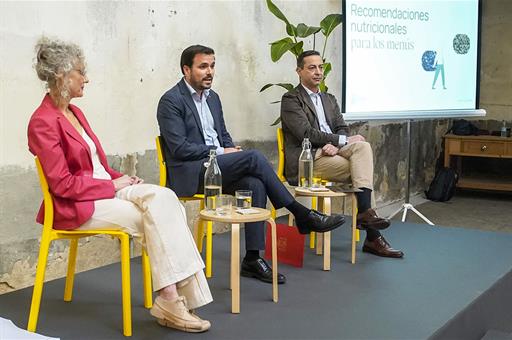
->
[0, 0, 342, 168]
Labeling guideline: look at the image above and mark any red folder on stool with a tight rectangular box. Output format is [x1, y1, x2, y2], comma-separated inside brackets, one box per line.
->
[264, 223, 305, 268]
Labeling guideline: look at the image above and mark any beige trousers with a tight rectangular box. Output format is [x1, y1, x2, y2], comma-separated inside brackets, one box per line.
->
[313, 141, 374, 190]
[79, 183, 213, 310]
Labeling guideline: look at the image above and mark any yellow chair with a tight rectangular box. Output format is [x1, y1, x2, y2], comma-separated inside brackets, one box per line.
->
[27, 157, 152, 337]
[155, 137, 213, 277]
[273, 128, 360, 253]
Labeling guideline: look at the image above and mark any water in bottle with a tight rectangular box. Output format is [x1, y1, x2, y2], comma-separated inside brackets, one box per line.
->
[204, 150, 222, 210]
[298, 138, 313, 188]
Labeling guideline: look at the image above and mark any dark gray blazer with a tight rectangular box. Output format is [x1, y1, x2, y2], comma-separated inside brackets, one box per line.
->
[157, 79, 234, 196]
[280, 85, 349, 186]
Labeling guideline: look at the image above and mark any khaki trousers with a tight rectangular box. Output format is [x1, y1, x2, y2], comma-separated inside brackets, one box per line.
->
[313, 141, 374, 190]
[79, 184, 213, 310]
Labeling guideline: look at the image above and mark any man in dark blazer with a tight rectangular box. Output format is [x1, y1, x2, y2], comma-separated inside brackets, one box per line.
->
[280, 50, 403, 259]
[157, 45, 346, 284]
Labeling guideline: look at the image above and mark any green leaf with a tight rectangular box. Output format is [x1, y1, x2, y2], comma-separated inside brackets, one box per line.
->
[289, 41, 304, 57]
[271, 116, 282, 126]
[266, 0, 289, 24]
[323, 62, 332, 78]
[286, 23, 297, 37]
[260, 83, 275, 92]
[277, 83, 294, 91]
[259, 83, 294, 92]
[296, 23, 321, 38]
[320, 14, 342, 38]
[319, 80, 329, 93]
[270, 37, 295, 62]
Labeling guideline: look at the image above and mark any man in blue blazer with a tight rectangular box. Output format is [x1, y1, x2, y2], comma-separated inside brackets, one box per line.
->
[157, 45, 346, 284]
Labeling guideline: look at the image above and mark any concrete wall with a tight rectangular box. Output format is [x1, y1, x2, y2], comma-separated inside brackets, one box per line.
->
[0, 0, 510, 294]
[0, 0, 343, 294]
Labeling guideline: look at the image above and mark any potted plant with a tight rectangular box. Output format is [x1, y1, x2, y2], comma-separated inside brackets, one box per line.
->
[261, 0, 343, 125]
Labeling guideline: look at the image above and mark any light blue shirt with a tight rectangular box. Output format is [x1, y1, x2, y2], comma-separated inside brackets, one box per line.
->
[184, 79, 224, 155]
[302, 84, 347, 146]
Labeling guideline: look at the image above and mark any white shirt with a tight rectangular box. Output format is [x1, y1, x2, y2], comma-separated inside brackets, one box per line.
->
[184, 79, 224, 155]
[81, 130, 112, 180]
[301, 84, 347, 146]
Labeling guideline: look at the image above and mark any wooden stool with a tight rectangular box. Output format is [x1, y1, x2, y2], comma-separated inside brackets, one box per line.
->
[293, 187, 358, 269]
[198, 207, 278, 313]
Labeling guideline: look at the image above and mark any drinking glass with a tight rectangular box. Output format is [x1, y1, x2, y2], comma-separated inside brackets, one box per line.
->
[215, 194, 232, 215]
[235, 190, 252, 208]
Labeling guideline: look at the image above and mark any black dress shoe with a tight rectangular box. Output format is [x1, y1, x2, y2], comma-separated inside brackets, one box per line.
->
[362, 236, 404, 258]
[241, 258, 286, 284]
[295, 210, 345, 235]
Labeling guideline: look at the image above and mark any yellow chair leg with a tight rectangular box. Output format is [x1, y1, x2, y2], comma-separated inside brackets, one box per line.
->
[196, 200, 205, 252]
[64, 239, 78, 302]
[141, 248, 152, 308]
[119, 234, 132, 337]
[27, 230, 52, 333]
[351, 223, 357, 265]
[205, 221, 213, 278]
[310, 232, 316, 249]
[310, 197, 318, 249]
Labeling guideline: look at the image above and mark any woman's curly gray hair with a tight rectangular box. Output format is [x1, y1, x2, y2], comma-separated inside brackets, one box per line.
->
[34, 36, 85, 99]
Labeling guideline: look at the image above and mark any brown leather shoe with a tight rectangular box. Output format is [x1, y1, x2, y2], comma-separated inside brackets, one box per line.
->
[357, 208, 391, 230]
[150, 296, 211, 333]
[362, 236, 404, 258]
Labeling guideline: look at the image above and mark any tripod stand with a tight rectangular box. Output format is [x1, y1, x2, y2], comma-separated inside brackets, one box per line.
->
[388, 120, 434, 225]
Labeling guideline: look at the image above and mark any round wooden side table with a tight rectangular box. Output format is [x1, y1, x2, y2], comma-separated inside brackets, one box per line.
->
[199, 207, 278, 313]
[294, 187, 358, 268]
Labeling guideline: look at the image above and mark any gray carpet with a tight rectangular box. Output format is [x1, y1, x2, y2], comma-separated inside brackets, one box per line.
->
[1, 219, 512, 340]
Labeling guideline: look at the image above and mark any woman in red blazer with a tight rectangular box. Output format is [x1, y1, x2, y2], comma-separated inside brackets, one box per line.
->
[28, 37, 212, 333]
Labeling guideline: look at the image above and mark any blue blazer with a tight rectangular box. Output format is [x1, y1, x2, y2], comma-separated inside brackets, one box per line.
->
[157, 78, 234, 196]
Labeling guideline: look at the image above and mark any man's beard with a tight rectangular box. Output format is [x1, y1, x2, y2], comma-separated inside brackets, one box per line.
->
[194, 78, 212, 90]
[201, 77, 213, 89]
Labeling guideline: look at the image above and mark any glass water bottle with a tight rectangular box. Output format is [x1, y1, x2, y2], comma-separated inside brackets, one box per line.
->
[298, 138, 313, 188]
[204, 150, 222, 210]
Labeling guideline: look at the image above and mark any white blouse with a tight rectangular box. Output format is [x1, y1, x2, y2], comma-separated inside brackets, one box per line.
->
[81, 130, 112, 180]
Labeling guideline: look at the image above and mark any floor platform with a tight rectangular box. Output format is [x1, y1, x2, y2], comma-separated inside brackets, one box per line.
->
[1, 219, 511, 339]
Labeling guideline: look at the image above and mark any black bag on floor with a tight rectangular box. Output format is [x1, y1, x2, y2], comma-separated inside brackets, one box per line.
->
[425, 167, 458, 202]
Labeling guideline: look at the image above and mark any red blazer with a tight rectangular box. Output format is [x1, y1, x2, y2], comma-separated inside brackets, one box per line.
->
[28, 94, 123, 230]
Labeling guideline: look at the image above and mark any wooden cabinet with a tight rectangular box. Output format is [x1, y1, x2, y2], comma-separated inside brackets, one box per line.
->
[444, 134, 512, 191]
